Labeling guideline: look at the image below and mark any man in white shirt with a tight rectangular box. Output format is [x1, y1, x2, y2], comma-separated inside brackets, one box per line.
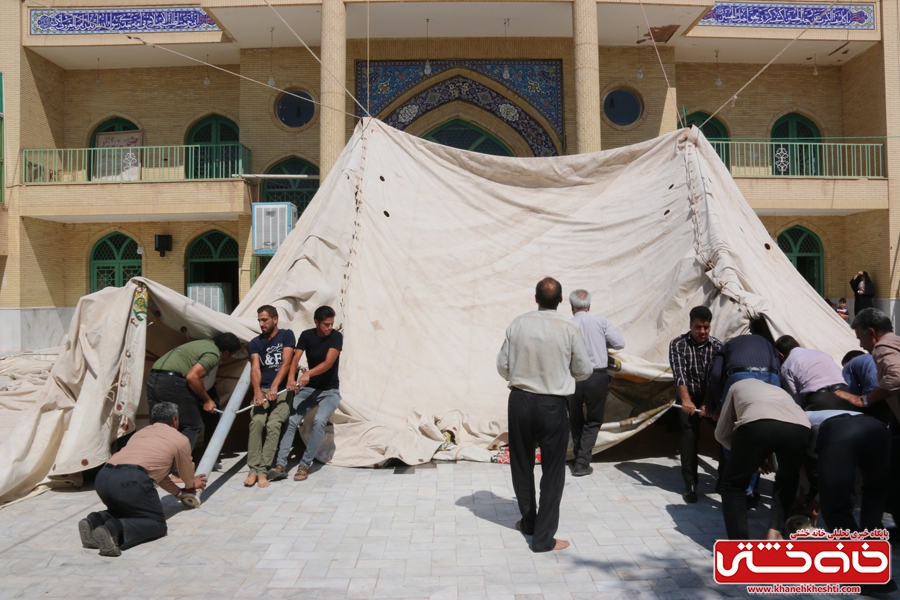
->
[567, 289, 625, 476]
[497, 277, 593, 552]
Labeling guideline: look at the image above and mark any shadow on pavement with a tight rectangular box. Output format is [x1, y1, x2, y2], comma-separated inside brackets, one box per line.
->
[455, 490, 519, 529]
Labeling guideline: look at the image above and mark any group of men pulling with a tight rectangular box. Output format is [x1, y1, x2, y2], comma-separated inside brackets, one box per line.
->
[78, 304, 342, 556]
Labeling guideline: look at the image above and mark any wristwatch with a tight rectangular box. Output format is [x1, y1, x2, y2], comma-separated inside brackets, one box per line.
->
[861, 394, 869, 407]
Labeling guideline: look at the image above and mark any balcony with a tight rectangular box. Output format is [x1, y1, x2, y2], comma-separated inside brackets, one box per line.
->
[711, 140, 885, 179]
[708, 140, 888, 214]
[22, 143, 251, 184]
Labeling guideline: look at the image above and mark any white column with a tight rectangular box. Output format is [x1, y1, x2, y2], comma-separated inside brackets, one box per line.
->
[319, 0, 347, 179]
[572, 0, 601, 153]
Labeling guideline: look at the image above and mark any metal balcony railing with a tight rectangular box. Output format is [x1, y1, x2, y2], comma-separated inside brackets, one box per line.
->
[21, 143, 251, 184]
[707, 140, 885, 179]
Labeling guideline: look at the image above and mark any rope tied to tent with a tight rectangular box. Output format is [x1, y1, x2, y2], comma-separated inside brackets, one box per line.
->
[637, 0, 684, 129]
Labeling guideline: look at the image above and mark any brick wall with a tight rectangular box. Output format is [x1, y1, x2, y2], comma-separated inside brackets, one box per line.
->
[675, 62, 843, 138]
[842, 43, 887, 141]
[20, 49, 65, 150]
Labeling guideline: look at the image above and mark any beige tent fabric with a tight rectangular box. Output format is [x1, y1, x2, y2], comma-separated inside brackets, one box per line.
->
[0, 120, 860, 505]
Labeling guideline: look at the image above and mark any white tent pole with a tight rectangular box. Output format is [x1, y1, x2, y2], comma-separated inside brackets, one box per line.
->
[183, 362, 252, 508]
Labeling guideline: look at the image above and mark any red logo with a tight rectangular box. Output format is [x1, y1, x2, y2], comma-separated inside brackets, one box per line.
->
[714, 540, 891, 584]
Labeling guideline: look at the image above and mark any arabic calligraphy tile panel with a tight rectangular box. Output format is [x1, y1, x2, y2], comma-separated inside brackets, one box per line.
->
[357, 60, 563, 135]
[31, 8, 220, 35]
[698, 3, 875, 29]
[383, 76, 559, 157]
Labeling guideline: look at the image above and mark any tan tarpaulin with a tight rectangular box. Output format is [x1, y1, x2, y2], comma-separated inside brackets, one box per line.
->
[0, 121, 859, 505]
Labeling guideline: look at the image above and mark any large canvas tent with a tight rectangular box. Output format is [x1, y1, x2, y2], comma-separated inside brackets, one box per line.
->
[0, 121, 859, 505]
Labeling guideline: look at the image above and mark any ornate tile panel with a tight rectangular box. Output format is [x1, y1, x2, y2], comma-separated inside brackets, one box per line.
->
[357, 60, 563, 135]
[697, 3, 875, 29]
[382, 76, 559, 157]
[31, 7, 220, 35]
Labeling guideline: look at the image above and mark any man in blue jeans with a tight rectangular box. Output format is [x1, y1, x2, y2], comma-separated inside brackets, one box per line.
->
[268, 305, 343, 483]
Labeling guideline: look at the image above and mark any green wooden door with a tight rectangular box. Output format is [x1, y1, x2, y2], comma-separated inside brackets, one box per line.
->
[186, 115, 241, 179]
[90, 232, 142, 292]
[777, 226, 824, 295]
[771, 114, 821, 176]
[187, 230, 240, 308]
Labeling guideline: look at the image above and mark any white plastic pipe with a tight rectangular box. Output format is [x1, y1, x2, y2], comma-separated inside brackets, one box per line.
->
[183, 362, 252, 508]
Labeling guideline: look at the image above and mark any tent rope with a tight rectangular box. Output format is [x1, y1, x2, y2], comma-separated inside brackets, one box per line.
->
[638, 0, 683, 129]
[700, 0, 841, 128]
[24, 0, 359, 119]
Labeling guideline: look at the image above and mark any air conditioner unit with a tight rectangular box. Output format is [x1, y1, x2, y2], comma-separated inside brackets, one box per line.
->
[188, 283, 232, 314]
[252, 202, 298, 255]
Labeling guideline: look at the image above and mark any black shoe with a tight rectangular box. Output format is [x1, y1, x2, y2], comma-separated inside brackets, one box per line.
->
[746, 493, 760, 511]
[92, 525, 122, 557]
[267, 465, 287, 481]
[572, 464, 593, 477]
[78, 518, 98, 549]
[859, 579, 897, 596]
[683, 485, 698, 503]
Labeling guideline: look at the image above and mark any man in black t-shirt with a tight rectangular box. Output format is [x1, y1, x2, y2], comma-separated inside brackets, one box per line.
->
[245, 305, 295, 488]
[269, 305, 343, 482]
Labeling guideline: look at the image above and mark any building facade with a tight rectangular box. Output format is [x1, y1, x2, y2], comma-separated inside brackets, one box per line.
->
[0, 0, 895, 353]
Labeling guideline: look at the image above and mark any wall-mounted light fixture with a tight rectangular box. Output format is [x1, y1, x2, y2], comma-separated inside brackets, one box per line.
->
[155, 235, 173, 257]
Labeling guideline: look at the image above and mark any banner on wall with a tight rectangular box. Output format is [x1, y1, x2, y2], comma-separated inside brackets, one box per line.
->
[93, 130, 143, 182]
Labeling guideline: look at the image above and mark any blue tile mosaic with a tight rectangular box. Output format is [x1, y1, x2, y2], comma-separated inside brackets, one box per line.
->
[31, 7, 220, 35]
[357, 60, 563, 135]
[698, 3, 875, 29]
[382, 76, 559, 157]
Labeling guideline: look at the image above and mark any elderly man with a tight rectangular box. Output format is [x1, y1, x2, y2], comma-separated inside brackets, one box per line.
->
[244, 305, 295, 489]
[567, 289, 625, 477]
[715, 379, 810, 540]
[668, 306, 722, 503]
[78, 402, 207, 557]
[497, 277, 592, 552]
[147, 332, 242, 451]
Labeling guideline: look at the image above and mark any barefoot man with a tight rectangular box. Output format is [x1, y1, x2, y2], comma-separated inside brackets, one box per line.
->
[497, 277, 593, 552]
[244, 305, 295, 488]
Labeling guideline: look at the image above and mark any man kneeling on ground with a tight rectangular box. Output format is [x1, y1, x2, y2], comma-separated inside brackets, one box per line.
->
[79, 402, 207, 556]
[245, 305, 295, 488]
[268, 305, 343, 483]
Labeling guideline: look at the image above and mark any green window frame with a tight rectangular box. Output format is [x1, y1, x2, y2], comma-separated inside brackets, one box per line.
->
[90, 117, 138, 148]
[186, 230, 240, 308]
[685, 112, 729, 169]
[777, 226, 824, 296]
[771, 113, 821, 176]
[186, 115, 241, 179]
[423, 120, 514, 156]
[90, 232, 142, 293]
[264, 158, 320, 216]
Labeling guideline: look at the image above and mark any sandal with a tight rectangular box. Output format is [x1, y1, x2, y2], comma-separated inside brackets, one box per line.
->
[293, 465, 310, 481]
[267, 465, 287, 481]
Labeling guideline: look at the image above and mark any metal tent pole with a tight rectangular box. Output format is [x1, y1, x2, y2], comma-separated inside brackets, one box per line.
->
[182, 362, 252, 508]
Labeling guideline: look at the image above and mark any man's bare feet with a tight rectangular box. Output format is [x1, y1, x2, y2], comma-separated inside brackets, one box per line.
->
[552, 539, 570, 551]
[257, 475, 270, 489]
[243, 473, 257, 487]
[766, 528, 784, 540]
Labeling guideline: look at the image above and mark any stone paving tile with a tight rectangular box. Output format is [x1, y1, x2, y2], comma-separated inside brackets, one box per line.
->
[0, 426, 898, 599]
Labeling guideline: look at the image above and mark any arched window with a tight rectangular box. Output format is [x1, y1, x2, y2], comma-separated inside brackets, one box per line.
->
[186, 115, 241, 179]
[685, 112, 729, 168]
[777, 226, 824, 295]
[771, 113, 821, 176]
[187, 230, 240, 309]
[423, 120, 513, 156]
[90, 232, 142, 293]
[264, 158, 320, 215]
[90, 117, 138, 148]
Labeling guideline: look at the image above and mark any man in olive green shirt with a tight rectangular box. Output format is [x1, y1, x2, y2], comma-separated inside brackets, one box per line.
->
[147, 333, 242, 451]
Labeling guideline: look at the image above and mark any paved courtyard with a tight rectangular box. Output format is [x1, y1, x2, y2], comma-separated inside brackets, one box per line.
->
[0, 421, 897, 600]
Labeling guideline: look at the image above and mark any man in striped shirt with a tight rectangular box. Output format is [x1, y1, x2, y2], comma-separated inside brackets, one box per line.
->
[668, 306, 723, 503]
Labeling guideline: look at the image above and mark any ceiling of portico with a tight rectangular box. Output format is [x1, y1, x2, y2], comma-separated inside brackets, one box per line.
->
[25, 1, 878, 71]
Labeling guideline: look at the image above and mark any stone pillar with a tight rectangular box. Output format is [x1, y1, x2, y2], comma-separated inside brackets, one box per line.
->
[572, 0, 601, 153]
[880, 1, 900, 315]
[319, 0, 347, 179]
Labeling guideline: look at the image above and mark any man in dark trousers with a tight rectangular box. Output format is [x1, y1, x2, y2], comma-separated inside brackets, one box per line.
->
[269, 305, 343, 483]
[567, 289, 625, 477]
[78, 402, 207, 556]
[147, 332, 242, 451]
[244, 305, 295, 489]
[668, 306, 722, 503]
[497, 277, 592, 552]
